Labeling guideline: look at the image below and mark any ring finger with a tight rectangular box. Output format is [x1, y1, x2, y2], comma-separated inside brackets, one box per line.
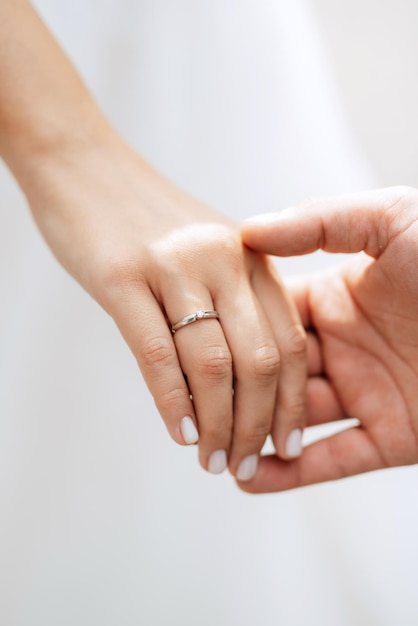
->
[165, 285, 234, 475]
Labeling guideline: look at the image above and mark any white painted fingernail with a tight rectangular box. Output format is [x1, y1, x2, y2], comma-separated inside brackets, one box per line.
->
[180, 416, 199, 444]
[286, 429, 303, 458]
[236, 454, 258, 481]
[208, 450, 227, 475]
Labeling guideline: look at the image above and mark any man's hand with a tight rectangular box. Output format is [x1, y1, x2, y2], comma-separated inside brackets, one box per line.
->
[239, 187, 418, 492]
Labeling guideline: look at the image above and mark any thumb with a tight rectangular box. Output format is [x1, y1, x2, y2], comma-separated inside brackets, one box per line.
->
[241, 187, 415, 258]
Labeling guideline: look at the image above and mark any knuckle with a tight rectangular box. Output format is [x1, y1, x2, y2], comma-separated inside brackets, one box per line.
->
[157, 385, 187, 413]
[196, 345, 232, 380]
[199, 412, 233, 442]
[139, 336, 175, 369]
[162, 224, 244, 275]
[237, 422, 271, 447]
[203, 417, 232, 441]
[285, 397, 307, 420]
[199, 226, 244, 275]
[203, 225, 238, 252]
[217, 234, 242, 266]
[282, 324, 307, 360]
[251, 344, 281, 381]
[98, 256, 144, 308]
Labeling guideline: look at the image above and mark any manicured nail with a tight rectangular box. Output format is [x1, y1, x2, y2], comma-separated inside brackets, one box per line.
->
[286, 429, 303, 458]
[236, 454, 258, 481]
[208, 450, 227, 475]
[180, 416, 199, 444]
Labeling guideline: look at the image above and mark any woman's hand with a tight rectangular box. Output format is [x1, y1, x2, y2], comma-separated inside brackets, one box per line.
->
[20, 132, 307, 479]
[239, 187, 418, 491]
[0, 1, 307, 480]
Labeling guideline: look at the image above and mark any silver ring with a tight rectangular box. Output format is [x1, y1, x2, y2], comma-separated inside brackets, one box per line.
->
[171, 310, 220, 334]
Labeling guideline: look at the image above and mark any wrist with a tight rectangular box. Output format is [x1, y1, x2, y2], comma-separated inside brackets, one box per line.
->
[2, 105, 115, 191]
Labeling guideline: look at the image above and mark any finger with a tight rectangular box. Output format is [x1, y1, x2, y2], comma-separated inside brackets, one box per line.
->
[306, 332, 323, 376]
[307, 376, 346, 426]
[165, 286, 233, 476]
[107, 286, 198, 446]
[241, 187, 416, 257]
[282, 277, 323, 375]
[215, 281, 280, 482]
[237, 426, 385, 493]
[251, 260, 307, 460]
[282, 274, 313, 327]
[261, 280, 342, 424]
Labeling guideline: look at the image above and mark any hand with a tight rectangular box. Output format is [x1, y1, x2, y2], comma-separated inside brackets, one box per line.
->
[20, 131, 307, 479]
[239, 187, 418, 492]
[0, 0, 307, 479]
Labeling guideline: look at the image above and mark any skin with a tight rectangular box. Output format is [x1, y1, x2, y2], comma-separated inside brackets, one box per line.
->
[0, 0, 307, 478]
[239, 187, 418, 492]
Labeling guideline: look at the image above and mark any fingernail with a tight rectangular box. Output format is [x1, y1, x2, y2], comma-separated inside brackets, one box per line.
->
[244, 212, 282, 225]
[245, 208, 296, 225]
[236, 454, 258, 481]
[208, 450, 227, 475]
[180, 416, 199, 444]
[286, 429, 303, 458]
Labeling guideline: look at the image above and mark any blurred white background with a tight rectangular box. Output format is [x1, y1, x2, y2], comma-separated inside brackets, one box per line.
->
[1, 1, 417, 625]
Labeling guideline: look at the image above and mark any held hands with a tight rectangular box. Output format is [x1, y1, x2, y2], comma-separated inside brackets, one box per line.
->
[23, 130, 418, 493]
[22, 131, 307, 481]
[5, 2, 416, 492]
[240, 187, 418, 492]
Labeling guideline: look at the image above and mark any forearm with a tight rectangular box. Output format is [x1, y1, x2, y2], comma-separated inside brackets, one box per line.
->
[0, 0, 231, 276]
[0, 0, 111, 187]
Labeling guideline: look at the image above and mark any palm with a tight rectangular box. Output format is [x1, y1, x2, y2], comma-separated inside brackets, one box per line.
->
[307, 253, 418, 469]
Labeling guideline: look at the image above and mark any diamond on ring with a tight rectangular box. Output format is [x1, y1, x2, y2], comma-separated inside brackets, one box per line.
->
[171, 309, 220, 333]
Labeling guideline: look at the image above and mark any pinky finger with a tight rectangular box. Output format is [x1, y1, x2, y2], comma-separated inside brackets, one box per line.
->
[108, 288, 199, 446]
[251, 263, 307, 460]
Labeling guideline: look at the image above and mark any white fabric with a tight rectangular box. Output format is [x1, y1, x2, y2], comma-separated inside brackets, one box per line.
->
[1, 1, 417, 624]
